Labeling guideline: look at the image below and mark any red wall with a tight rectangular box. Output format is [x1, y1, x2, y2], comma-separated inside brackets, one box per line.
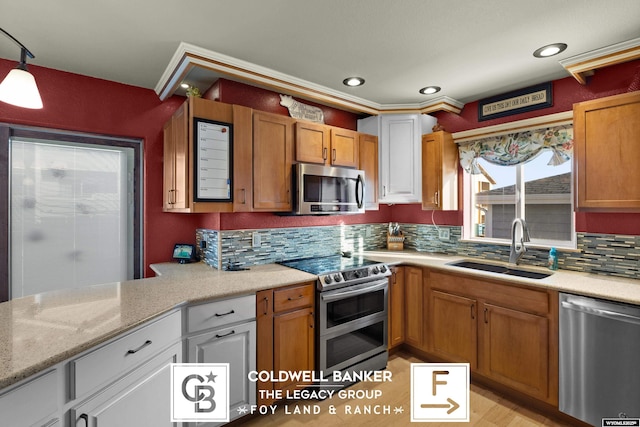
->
[2, 58, 638, 279]
[204, 78, 388, 230]
[422, 59, 640, 231]
[0, 59, 204, 277]
[205, 78, 362, 130]
[433, 60, 640, 133]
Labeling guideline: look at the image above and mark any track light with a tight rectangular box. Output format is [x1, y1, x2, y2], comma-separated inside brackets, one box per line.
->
[0, 27, 43, 109]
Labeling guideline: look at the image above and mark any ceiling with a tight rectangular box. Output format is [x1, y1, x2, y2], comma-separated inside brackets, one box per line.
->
[2, 0, 640, 112]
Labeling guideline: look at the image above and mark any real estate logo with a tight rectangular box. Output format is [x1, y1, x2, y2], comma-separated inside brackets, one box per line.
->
[171, 363, 230, 422]
[410, 363, 470, 422]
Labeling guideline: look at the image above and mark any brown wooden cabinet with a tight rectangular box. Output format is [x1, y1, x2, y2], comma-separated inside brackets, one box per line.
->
[330, 127, 359, 168]
[294, 121, 359, 168]
[163, 101, 189, 211]
[480, 302, 550, 400]
[421, 131, 458, 210]
[162, 97, 252, 213]
[253, 111, 295, 211]
[294, 121, 329, 164]
[573, 91, 640, 210]
[429, 289, 477, 369]
[404, 266, 425, 350]
[231, 104, 254, 212]
[426, 270, 558, 405]
[359, 133, 379, 209]
[388, 266, 405, 349]
[256, 282, 315, 406]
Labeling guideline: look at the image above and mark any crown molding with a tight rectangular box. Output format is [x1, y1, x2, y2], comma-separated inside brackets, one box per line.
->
[559, 37, 640, 84]
[155, 42, 465, 115]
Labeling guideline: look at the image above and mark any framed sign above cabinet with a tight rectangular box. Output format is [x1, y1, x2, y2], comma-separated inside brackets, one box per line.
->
[193, 118, 233, 202]
[478, 82, 553, 121]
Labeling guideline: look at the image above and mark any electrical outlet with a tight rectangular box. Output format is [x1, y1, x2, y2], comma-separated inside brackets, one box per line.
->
[438, 228, 450, 240]
[252, 232, 261, 248]
[366, 227, 372, 238]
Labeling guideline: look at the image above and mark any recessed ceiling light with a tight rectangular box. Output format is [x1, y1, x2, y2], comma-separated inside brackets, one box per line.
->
[419, 86, 441, 95]
[180, 83, 189, 89]
[343, 77, 365, 87]
[533, 43, 568, 58]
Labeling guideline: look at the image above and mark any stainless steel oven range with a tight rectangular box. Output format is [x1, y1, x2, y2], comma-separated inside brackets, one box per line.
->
[279, 254, 391, 386]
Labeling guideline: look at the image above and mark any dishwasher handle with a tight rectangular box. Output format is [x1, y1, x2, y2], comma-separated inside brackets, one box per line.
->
[561, 300, 640, 326]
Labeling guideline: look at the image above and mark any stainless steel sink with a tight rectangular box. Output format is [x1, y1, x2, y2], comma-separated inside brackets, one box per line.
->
[447, 260, 553, 280]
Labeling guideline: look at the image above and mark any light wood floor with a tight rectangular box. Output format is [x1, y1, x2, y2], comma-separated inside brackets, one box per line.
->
[237, 352, 573, 426]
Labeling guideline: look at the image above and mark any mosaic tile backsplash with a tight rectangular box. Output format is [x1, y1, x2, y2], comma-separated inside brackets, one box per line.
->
[196, 224, 640, 280]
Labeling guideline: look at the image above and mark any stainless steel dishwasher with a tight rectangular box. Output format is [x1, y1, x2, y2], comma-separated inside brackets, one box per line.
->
[560, 293, 640, 426]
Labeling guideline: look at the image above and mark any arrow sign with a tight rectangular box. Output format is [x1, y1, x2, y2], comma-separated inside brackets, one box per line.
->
[421, 398, 460, 414]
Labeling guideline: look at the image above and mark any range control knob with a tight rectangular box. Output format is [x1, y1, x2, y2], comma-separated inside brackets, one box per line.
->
[334, 274, 343, 282]
[324, 275, 333, 285]
[380, 265, 388, 274]
[354, 270, 362, 278]
[372, 266, 380, 274]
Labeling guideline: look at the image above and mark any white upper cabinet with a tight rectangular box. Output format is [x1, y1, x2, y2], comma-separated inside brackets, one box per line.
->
[358, 113, 436, 203]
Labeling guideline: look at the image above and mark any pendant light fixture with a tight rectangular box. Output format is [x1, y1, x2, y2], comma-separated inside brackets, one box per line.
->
[0, 27, 43, 109]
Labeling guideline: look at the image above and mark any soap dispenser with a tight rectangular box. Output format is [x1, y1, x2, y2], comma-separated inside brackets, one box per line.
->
[548, 247, 558, 271]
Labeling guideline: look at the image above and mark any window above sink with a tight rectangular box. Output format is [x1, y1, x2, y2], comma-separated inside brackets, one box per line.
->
[458, 122, 576, 250]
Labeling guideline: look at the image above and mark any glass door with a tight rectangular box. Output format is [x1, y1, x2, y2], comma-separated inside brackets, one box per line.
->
[10, 137, 136, 298]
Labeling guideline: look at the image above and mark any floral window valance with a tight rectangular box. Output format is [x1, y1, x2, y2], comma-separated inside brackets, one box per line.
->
[458, 125, 573, 174]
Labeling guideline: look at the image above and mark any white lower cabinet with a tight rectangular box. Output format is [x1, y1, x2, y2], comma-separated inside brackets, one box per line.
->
[0, 368, 59, 427]
[70, 341, 181, 427]
[1, 295, 258, 427]
[185, 297, 257, 427]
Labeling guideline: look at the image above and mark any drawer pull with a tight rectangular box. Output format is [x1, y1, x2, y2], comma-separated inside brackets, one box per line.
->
[126, 339, 152, 355]
[214, 309, 235, 317]
[288, 295, 304, 301]
[215, 330, 235, 339]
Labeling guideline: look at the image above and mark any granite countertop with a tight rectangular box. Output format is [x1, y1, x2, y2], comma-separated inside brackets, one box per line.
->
[1, 252, 639, 391]
[362, 250, 640, 305]
[0, 262, 315, 390]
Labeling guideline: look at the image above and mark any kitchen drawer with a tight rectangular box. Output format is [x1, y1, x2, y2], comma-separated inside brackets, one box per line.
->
[70, 309, 181, 399]
[186, 294, 256, 333]
[430, 271, 550, 315]
[0, 369, 58, 427]
[273, 282, 314, 313]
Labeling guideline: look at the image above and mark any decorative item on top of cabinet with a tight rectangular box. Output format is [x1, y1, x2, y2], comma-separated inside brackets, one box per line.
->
[256, 282, 315, 406]
[358, 132, 379, 209]
[388, 266, 405, 349]
[358, 113, 437, 203]
[422, 130, 458, 210]
[253, 111, 295, 211]
[163, 97, 253, 213]
[573, 91, 640, 210]
[294, 121, 359, 168]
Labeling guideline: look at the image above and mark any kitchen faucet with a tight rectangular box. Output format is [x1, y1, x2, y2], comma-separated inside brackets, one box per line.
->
[509, 218, 531, 265]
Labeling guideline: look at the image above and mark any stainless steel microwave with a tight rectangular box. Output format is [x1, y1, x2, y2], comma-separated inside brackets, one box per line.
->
[292, 163, 365, 215]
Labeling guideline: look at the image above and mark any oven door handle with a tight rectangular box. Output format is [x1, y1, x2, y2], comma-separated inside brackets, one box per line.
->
[321, 280, 387, 302]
